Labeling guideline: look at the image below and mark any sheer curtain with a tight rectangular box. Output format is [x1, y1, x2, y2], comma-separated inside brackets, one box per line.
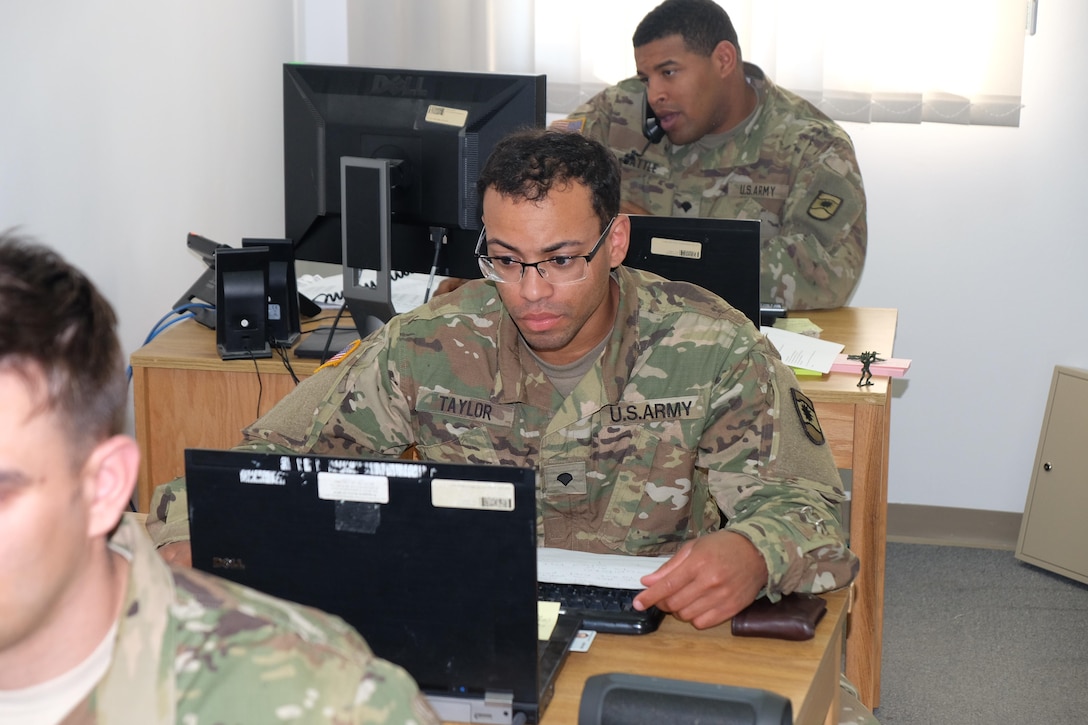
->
[340, 0, 1031, 126]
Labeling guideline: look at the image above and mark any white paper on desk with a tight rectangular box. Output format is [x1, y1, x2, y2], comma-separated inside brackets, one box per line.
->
[760, 326, 844, 374]
[297, 273, 448, 313]
[537, 548, 670, 590]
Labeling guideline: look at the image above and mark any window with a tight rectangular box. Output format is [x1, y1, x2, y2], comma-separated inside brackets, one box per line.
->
[335, 0, 1032, 126]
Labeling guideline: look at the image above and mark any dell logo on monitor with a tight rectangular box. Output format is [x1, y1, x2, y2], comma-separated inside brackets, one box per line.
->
[369, 74, 427, 98]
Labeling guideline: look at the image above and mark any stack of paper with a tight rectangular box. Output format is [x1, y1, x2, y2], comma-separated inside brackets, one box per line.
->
[760, 327, 844, 374]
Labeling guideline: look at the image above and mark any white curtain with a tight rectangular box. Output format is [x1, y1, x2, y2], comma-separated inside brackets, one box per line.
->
[340, 0, 1031, 126]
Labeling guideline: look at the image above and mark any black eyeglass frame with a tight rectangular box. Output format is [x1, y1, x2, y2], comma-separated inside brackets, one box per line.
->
[474, 216, 617, 285]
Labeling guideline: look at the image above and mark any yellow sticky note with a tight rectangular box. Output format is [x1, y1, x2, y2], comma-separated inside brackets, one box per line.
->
[538, 600, 561, 640]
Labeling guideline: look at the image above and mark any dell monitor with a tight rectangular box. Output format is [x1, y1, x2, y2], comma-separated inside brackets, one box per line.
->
[283, 63, 546, 335]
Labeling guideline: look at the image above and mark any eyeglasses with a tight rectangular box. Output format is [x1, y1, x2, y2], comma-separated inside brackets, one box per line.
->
[475, 217, 616, 285]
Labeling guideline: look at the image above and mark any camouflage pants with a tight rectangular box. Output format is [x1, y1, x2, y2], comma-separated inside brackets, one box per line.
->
[839, 675, 881, 725]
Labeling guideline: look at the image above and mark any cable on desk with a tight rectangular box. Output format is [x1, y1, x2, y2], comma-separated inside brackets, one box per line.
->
[273, 339, 301, 385]
[126, 303, 212, 382]
[311, 290, 344, 305]
[145, 302, 212, 344]
[244, 342, 264, 420]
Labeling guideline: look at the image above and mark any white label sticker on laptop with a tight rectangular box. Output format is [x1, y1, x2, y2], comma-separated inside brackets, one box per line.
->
[317, 472, 389, 503]
[650, 235, 702, 260]
[431, 479, 515, 512]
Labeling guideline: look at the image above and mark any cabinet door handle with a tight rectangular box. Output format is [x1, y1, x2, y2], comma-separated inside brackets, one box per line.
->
[1043, 462, 1053, 471]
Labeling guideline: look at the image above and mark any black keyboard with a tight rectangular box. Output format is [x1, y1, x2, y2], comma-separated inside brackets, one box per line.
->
[537, 582, 665, 635]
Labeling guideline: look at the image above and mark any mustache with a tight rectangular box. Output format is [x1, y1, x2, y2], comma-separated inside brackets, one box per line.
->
[510, 304, 567, 318]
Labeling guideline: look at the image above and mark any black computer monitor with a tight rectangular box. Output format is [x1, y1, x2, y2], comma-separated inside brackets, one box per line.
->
[283, 63, 545, 276]
[624, 215, 762, 327]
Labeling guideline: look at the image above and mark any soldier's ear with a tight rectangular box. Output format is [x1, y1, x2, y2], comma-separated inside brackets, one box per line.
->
[607, 215, 631, 269]
[712, 40, 739, 78]
[82, 435, 140, 539]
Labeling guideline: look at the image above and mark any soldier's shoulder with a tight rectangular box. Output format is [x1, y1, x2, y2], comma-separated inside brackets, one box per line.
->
[170, 565, 370, 660]
[623, 267, 756, 339]
[391, 279, 504, 336]
[763, 83, 856, 146]
[165, 567, 437, 722]
[567, 78, 644, 118]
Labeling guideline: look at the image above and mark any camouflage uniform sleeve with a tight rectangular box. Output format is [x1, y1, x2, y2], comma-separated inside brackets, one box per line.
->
[763, 130, 867, 310]
[553, 86, 618, 145]
[238, 321, 416, 457]
[144, 328, 414, 547]
[355, 657, 442, 725]
[167, 565, 440, 724]
[145, 476, 190, 547]
[704, 342, 858, 599]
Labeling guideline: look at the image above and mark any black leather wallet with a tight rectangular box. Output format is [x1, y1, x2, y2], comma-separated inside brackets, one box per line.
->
[730, 593, 827, 641]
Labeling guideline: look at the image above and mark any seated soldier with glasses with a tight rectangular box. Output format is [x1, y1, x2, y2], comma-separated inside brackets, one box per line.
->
[148, 128, 856, 632]
[476, 216, 617, 285]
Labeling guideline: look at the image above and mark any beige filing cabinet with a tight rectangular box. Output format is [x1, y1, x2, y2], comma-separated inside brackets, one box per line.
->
[1015, 365, 1088, 584]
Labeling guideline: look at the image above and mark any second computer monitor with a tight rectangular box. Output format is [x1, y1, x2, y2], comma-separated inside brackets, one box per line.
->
[624, 215, 761, 327]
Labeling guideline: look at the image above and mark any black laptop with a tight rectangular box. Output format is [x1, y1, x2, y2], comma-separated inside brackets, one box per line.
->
[185, 448, 579, 724]
[624, 215, 762, 327]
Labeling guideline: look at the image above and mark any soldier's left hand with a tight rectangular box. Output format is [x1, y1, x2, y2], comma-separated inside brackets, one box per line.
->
[632, 530, 768, 629]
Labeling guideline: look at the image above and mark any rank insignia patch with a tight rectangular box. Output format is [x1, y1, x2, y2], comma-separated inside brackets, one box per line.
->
[791, 388, 825, 445]
[807, 191, 843, 221]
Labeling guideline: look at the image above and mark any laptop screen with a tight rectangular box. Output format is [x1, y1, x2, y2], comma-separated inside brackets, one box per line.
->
[185, 449, 547, 717]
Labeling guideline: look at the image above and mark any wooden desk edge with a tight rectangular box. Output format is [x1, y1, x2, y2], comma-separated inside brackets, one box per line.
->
[524, 589, 849, 725]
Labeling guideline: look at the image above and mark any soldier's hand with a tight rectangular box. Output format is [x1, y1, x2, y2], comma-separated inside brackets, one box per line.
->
[158, 541, 193, 568]
[633, 530, 767, 629]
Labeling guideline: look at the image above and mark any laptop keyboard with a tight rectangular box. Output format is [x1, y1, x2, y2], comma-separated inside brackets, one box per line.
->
[537, 582, 665, 635]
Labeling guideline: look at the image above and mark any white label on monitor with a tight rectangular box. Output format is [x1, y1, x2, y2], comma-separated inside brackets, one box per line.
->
[650, 236, 703, 260]
[317, 472, 389, 503]
[425, 104, 469, 128]
[239, 469, 287, 486]
[431, 479, 515, 512]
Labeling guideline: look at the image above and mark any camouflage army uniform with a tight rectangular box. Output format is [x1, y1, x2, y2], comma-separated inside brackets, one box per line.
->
[66, 515, 438, 725]
[560, 64, 867, 310]
[152, 266, 856, 600]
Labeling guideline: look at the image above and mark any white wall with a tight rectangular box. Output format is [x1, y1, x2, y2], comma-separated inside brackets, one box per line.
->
[845, 0, 1088, 513]
[0, 0, 294, 384]
[1, 1, 1084, 515]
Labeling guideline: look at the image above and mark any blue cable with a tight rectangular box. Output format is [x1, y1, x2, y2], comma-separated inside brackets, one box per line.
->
[127, 303, 213, 381]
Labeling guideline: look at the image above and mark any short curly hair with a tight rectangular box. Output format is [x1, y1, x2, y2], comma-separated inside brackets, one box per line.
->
[633, 0, 741, 59]
[476, 128, 621, 232]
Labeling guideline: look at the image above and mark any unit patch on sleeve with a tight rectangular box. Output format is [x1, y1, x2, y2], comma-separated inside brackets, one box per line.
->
[791, 388, 826, 445]
[807, 191, 843, 221]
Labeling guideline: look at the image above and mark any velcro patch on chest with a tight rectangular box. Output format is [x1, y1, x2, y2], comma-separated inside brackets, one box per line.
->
[543, 461, 588, 495]
[416, 389, 515, 427]
[605, 396, 700, 425]
[728, 181, 789, 200]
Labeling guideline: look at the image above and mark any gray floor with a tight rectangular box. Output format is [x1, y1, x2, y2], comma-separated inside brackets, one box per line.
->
[874, 543, 1088, 723]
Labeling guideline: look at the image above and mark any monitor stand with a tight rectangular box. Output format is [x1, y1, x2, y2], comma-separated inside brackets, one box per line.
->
[340, 156, 399, 338]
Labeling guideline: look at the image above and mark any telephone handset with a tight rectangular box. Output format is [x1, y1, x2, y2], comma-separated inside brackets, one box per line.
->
[642, 92, 665, 144]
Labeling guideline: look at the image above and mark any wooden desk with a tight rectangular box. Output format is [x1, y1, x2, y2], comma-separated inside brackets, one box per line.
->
[534, 589, 848, 725]
[129, 307, 896, 708]
[799, 307, 896, 709]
